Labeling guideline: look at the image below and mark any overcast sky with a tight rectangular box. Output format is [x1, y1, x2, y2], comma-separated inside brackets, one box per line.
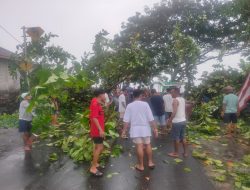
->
[0, 0, 241, 83]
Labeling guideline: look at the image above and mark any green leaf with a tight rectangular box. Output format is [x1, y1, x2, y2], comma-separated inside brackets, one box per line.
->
[235, 182, 241, 188]
[49, 153, 58, 162]
[243, 154, 250, 165]
[214, 175, 226, 182]
[212, 169, 226, 174]
[174, 158, 183, 163]
[103, 141, 110, 148]
[45, 74, 59, 84]
[184, 167, 192, 173]
[46, 143, 54, 147]
[192, 150, 207, 160]
[106, 172, 119, 178]
[163, 160, 170, 164]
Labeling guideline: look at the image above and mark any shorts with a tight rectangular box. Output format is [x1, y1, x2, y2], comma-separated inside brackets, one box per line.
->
[19, 120, 32, 133]
[171, 122, 186, 141]
[154, 115, 166, 126]
[92, 137, 104, 144]
[165, 112, 172, 120]
[132, 137, 151, 144]
[224, 113, 237, 124]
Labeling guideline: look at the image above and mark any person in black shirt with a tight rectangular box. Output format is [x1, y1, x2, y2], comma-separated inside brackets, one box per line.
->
[150, 89, 166, 133]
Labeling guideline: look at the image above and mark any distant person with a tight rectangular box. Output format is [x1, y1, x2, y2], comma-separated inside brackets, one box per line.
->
[104, 92, 113, 108]
[19, 93, 33, 151]
[119, 89, 127, 120]
[126, 85, 134, 104]
[163, 88, 173, 121]
[221, 86, 239, 137]
[89, 89, 106, 177]
[150, 89, 166, 133]
[51, 97, 59, 126]
[167, 88, 188, 158]
[122, 89, 158, 171]
[142, 89, 151, 104]
[201, 95, 210, 103]
[112, 89, 120, 112]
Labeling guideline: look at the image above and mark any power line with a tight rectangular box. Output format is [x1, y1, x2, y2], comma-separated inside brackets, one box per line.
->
[0, 24, 21, 43]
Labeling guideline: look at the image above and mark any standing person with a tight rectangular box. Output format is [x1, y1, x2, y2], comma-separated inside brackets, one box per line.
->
[51, 97, 59, 126]
[150, 89, 166, 133]
[163, 88, 173, 131]
[119, 89, 127, 120]
[167, 88, 188, 158]
[221, 86, 239, 137]
[89, 89, 106, 177]
[122, 89, 158, 171]
[112, 88, 120, 112]
[19, 93, 33, 151]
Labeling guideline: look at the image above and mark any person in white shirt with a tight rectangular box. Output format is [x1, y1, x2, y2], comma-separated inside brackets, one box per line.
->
[163, 89, 173, 133]
[167, 87, 188, 158]
[163, 89, 173, 120]
[19, 92, 33, 151]
[122, 89, 158, 172]
[118, 89, 127, 119]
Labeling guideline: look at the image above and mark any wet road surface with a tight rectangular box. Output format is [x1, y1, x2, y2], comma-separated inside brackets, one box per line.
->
[0, 128, 215, 190]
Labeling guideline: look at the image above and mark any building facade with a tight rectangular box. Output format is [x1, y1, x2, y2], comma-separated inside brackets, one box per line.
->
[0, 47, 20, 113]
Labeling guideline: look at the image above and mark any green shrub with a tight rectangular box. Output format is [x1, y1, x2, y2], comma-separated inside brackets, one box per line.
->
[0, 113, 18, 128]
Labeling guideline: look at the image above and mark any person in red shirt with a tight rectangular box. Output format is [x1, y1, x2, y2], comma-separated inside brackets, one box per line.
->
[89, 89, 106, 177]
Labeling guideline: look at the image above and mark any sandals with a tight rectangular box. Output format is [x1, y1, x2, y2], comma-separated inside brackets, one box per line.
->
[135, 165, 144, 172]
[97, 165, 105, 169]
[24, 146, 31, 151]
[90, 170, 103, 177]
[168, 152, 179, 158]
[148, 164, 155, 169]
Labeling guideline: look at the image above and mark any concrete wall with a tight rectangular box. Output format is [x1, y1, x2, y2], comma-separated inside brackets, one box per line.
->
[0, 59, 20, 113]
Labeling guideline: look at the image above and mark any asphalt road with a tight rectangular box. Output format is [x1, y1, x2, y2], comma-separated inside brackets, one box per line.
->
[0, 128, 215, 190]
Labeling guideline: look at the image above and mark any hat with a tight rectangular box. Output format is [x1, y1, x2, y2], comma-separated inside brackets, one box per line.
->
[224, 86, 234, 93]
[21, 92, 29, 99]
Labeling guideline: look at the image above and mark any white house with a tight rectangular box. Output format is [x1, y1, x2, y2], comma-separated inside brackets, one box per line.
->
[152, 81, 185, 93]
[0, 47, 20, 113]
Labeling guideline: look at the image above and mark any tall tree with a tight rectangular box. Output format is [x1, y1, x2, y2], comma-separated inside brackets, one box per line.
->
[85, 31, 154, 90]
[114, 0, 249, 81]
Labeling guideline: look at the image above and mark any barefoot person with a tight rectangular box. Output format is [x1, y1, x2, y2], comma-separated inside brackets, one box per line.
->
[122, 89, 158, 171]
[119, 89, 128, 138]
[221, 86, 239, 137]
[167, 87, 188, 158]
[19, 93, 33, 151]
[89, 89, 106, 177]
[118, 89, 127, 120]
[163, 88, 173, 132]
[150, 89, 166, 134]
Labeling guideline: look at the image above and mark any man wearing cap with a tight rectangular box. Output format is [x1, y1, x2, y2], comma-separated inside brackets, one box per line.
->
[221, 86, 239, 137]
[19, 93, 33, 151]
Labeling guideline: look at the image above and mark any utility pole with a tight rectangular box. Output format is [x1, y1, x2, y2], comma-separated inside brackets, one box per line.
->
[21, 26, 27, 57]
[21, 26, 30, 91]
[20, 26, 44, 91]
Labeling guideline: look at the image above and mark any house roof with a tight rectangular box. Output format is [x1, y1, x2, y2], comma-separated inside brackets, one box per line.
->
[0, 47, 13, 60]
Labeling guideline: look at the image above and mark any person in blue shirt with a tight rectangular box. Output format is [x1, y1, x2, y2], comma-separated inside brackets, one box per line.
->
[221, 86, 239, 137]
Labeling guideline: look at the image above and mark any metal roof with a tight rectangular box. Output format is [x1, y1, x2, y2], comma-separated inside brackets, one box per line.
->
[0, 47, 13, 60]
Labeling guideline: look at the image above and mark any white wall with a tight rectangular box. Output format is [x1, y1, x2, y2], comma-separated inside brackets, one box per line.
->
[0, 60, 20, 93]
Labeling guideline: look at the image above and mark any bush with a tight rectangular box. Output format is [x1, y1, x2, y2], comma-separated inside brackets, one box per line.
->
[0, 113, 18, 128]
